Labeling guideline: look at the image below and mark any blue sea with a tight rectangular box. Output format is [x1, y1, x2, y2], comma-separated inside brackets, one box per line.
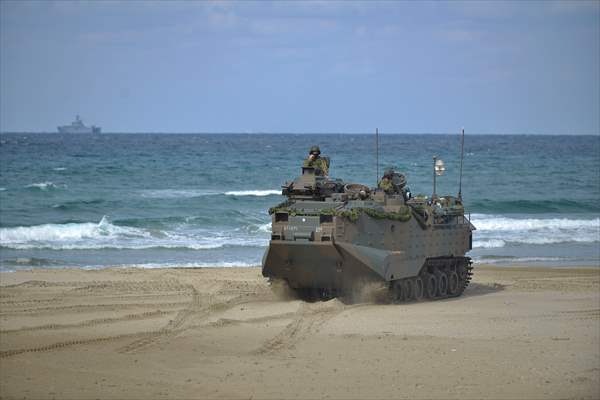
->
[0, 133, 598, 271]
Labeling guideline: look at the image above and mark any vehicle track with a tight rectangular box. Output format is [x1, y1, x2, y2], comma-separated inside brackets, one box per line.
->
[117, 289, 270, 354]
[0, 279, 194, 312]
[254, 301, 346, 355]
[0, 330, 163, 359]
[204, 312, 298, 328]
[0, 297, 62, 306]
[2, 279, 189, 291]
[117, 286, 202, 354]
[0, 301, 189, 316]
[0, 277, 273, 358]
[0, 310, 173, 334]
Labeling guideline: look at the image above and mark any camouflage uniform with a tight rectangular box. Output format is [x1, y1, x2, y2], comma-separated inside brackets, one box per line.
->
[303, 157, 329, 176]
[303, 145, 329, 176]
[378, 177, 394, 193]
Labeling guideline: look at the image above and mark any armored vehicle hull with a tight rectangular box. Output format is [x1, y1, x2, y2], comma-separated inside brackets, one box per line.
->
[262, 167, 475, 301]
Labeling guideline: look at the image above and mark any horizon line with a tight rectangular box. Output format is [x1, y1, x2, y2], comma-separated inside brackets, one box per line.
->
[1, 131, 600, 136]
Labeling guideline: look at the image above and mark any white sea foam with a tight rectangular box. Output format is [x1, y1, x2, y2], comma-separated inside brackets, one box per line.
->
[140, 189, 281, 199]
[2, 214, 597, 251]
[53, 167, 67, 171]
[0, 216, 149, 248]
[225, 190, 281, 197]
[257, 222, 272, 233]
[140, 189, 221, 198]
[470, 214, 600, 248]
[472, 256, 585, 265]
[0, 188, 5, 192]
[0, 216, 269, 250]
[1, 261, 260, 272]
[473, 239, 506, 248]
[25, 181, 65, 190]
[120, 261, 259, 269]
[471, 215, 600, 231]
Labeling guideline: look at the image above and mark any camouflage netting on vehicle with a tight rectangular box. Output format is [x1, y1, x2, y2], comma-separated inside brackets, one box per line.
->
[268, 201, 292, 215]
[338, 206, 412, 223]
[268, 202, 411, 223]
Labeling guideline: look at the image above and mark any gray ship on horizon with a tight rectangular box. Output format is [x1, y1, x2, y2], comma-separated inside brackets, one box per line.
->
[57, 115, 101, 134]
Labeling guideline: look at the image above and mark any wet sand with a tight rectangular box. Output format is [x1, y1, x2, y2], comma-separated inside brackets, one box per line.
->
[0, 265, 598, 399]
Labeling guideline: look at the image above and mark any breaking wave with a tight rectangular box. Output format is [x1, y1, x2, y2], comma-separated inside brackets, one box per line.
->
[473, 239, 506, 249]
[469, 199, 600, 214]
[472, 256, 577, 265]
[0, 216, 269, 250]
[0, 259, 259, 271]
[122, 261, 259, 269]
[25, 181, 66, 190]
[471, 214, 600, 248]
[224, 190, 281, 197]
[140, 189, 281, 199]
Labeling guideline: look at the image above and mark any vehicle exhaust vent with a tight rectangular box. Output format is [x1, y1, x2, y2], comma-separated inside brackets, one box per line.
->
[271, 235, 281, 241]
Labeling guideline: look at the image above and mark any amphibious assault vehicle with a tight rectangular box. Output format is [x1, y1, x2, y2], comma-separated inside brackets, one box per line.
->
[262, 143, 475, 302]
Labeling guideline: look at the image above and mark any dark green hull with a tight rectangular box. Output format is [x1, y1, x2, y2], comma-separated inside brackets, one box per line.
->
[262, 241, 382, 292]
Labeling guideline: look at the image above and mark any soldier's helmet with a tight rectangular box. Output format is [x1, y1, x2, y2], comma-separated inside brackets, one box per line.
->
[309, 145, 321, 155]
[384, 168, 394, 178]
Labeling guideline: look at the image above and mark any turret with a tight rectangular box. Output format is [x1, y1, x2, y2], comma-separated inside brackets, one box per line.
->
[281, 167, 343, 200]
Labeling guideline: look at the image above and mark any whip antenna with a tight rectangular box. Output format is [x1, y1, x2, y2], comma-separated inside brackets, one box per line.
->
[375, 128, 379, 186]
[458, 127, 465, 200]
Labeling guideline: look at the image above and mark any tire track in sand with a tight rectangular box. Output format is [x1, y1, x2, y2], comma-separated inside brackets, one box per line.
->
[117, 288, 266, 354]
[117, 286, 202, 354]
[254, 301, 346, 355]
[0, 280, 195, 358]
[0, 331, 162, 359]
[0, 301, 189, 316]
[0, 280, 192, 313]
[1, 277, 271, 357]
[0, 310, 174, 334]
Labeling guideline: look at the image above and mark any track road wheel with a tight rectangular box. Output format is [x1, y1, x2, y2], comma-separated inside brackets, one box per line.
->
[392, 280, 404, 302]
[448, 271, 460, 296]
[402, 279, 414, 300]
[437, 271, 448, 297]
[413, 277, 424, 300]
[424, 273, 437, 299]
[318, 288, 335, 301]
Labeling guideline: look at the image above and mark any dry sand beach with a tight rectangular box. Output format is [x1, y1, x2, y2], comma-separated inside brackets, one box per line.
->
[0, 265, 598, 400]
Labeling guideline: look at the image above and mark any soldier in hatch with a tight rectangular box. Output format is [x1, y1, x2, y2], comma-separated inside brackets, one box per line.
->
[303, 145, 329, 176]
[379, 168, 412, 200]
[378, 168, 396, 194]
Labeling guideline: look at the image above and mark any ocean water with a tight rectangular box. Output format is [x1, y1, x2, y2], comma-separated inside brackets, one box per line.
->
[0, 133, 598, 271]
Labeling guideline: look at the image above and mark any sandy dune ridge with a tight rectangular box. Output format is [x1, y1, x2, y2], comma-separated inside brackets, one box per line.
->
[0, 265, 598, 399]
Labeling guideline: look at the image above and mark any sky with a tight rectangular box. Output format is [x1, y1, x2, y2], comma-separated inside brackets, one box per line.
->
[0, 0, 599, 134]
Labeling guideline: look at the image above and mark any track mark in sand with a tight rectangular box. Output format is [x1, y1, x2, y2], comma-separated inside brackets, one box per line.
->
[559, 308, 600, 320]
[254, 302, 345, 355]
[205, 312, 298, 328]
[0, 310, 174, 334]
[0, 331, 162, 359]
[0, 298, 62, 306]
[0, 280, 194, 316]
[2, 279, 190, 291]
[0, 301, 189, 316]
[118, 290, 258, 354]
[1, 277, 269, 357]
[560, 308, 600, 315]
[118, 286, 202, 354]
